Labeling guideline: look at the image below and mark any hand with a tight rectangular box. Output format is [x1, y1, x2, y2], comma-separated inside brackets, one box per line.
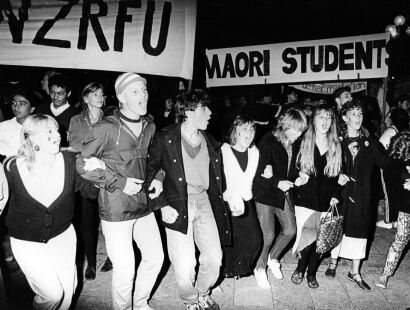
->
[294, 171, 309, 187]
[83, 157, 106, 171]
[404, 179, 410, 191]
[231, 205, 244, 217]
[123, 178, 144, 196]
[0, 164, 8, 214]
[277, 180, 294, 192]
[148, 179, 163, 199]
[329, 197, 339, 206]
[161, 205, 179, 224]
[338, 174, 350, 186]
[261, 165, 273, 178]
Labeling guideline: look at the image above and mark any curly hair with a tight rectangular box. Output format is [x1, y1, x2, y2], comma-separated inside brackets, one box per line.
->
[388, 130, 410, 161]
[174, 90, 210, 122]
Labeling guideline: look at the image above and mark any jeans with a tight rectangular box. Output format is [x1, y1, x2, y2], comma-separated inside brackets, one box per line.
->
[11, 225, 77, 310]
[102, 213, 164, 310]
[165, 194, 222, 305]
[255, 199, 296, 269]
[383, 211, 410, 277]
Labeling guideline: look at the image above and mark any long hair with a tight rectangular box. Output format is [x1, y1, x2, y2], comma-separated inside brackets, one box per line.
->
[227, 114, 256, 146]
[297, 104, 342, 177]
[18, 114, 59, 171]
[273, 108, 307, 146]
[81, 82, 104, 112]
[388, 130, 410, 161]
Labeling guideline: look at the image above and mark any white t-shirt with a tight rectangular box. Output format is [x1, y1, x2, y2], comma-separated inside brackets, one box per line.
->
[0, 117, 22, 157]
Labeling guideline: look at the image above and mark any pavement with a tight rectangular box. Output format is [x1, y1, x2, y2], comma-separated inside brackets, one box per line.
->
[4, 221, 410, 310]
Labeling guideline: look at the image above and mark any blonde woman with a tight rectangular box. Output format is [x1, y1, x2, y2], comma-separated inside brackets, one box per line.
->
[3, 114, 97, 310]
[290, 104, 345, 288]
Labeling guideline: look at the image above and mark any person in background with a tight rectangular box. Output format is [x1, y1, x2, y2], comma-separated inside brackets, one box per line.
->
[377, 108, 410, 229]
[0, 88, 38, 160]
[76, 72, 164, 310]
[154, 95, 176, 130]
[253, 108, 307, 288]
[376, 131, 410, 289]
[68, 82, 111, 280]
[0, 163, 9, 310]
[333, 86, 352, 112]
[0, 88, 38, 275]
[147, 90, 230, 310]
[290, 104, 345, 289]
[221, 115, 262, 279]
[3, 114, 98, 310]
[37, 74, 78, 147]
[41, 70, 60, 96]
[325, 100, 389, 292]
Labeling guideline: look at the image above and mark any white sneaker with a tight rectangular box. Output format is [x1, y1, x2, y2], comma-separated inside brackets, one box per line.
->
[392, 221, 398, 228]
[267, 258, 284, 280]
[254, 269, 270, 289]
[376, 220, 393, 229]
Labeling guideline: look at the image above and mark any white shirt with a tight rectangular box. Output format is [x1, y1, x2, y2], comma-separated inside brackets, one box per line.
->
[0, 117, 22, 157]
[16, 153, 65, 208]
[50, 102, 70, 117]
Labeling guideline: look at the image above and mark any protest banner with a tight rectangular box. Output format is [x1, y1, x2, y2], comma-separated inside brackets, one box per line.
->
[290, 81, 367, 95]
[206, 33, 389, 87]
[0, 0, 196, 79]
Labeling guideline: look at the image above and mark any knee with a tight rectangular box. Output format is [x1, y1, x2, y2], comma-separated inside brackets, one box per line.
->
[282, 225, 296, 238]
[199, 247, 222, 270]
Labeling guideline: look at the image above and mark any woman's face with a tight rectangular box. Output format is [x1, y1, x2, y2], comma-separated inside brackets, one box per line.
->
[84, 88, 105, 109]
[314, 110, 332, 135]
[11, 95, 34, 121]
[33, 123, 61, 155]
[284, 127, 303, 144]
[234, 123, 255, 149]
[343, 107, 363, 133]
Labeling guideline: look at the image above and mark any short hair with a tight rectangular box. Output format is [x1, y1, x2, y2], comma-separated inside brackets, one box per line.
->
[48, 74, 71, 93]
[333, 86, 351, 100]
[175, 90, 210, 122]
[81, 82, 104, 112]
[388, 130, 410, 161]
[273, 108, 308, 145]
[18, 114, 59, 171]
[227, 114, 256, 146]
[10, 88, 39, 108]
[339, 98, 363, 116]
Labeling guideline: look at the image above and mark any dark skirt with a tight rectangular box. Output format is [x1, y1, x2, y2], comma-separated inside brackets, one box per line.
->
[222, 199, 263, 277]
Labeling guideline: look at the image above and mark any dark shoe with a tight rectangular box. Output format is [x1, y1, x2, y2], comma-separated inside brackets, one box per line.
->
[198, 295, 220, 310]
[347, 272, 371, 291]
[100, 257, 113, 272]
[291, 270, 304, 285]
[85, 266, 96, 280]
[325, 258, 338, 279]
[307, 275, 319, 289]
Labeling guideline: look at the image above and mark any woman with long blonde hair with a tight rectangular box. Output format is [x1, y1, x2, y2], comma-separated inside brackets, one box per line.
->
[290, 104, 345, 288]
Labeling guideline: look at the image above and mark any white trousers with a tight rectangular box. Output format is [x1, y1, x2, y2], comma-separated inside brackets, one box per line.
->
[102, 213, 164, 310]
[10, 225, 77, 310]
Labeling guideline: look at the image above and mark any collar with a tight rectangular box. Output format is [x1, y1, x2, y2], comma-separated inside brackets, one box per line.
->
[50, 102, 70, 116]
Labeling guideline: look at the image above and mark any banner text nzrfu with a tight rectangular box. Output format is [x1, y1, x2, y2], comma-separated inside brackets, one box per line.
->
[0, 0, 171, 56]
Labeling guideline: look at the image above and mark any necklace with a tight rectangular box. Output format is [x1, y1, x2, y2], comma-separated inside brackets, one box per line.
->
[119, 111, 141, 123]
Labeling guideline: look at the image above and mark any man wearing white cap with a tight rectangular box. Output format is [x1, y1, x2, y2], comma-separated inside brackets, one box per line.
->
[76, 72, 164, 310]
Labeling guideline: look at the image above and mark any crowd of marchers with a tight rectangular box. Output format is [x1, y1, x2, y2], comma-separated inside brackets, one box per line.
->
[0, 71, 409, 310]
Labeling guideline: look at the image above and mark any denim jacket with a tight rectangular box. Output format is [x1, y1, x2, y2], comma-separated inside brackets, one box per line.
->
[76, 109, 157, 222]
[146, 123, 232, 246]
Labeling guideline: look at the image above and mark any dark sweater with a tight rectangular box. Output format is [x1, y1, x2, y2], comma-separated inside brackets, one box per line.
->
[4, 151, 98, 243]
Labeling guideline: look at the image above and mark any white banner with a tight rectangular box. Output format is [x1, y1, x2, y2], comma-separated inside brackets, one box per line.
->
[206, 33, 389, 87]
[290, 81, 367, 95]
[0, 0, 196, 79]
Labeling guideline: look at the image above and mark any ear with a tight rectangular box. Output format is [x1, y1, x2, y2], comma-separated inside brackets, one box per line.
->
[67, 90, 71, 98]
[83, 96, 89, 104]
[30, 107, 35, 114]
[342, 115, 348, 124]
[117, 93, 125, 105]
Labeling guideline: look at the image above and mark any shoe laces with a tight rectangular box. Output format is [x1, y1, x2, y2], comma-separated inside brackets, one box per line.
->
[198, 295, 217, 309]
[186, 303, 200, 310]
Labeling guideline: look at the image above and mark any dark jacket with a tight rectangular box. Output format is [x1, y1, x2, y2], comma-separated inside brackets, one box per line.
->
[68, 110, 104, 152]
[146, 123, 231, 246]
[76, 109, 158, 222]
[4, 151, 98, 243]
[384, 159, 410, 216]
[253, 132, 290, 209]
[289, 142, 343, 212]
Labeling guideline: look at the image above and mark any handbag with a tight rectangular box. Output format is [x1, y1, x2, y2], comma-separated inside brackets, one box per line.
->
[316, 204, 344, 254]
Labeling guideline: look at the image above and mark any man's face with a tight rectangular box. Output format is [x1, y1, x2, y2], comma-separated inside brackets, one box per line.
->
[287, 91, 298, 103]
[284, 127, 303, 144]
[49, 85, 70, 107]
[120, 81, 148, 117]
[336, 91, 352, 110]
[186, 104, 212, 130]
